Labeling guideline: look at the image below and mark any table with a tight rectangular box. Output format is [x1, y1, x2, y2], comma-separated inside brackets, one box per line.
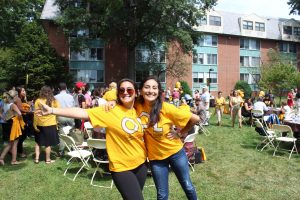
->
[265, 107, 282, 116]
[283, 119, 300, 138]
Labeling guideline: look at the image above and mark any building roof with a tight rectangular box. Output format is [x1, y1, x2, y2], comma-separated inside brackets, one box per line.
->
[40, 0, 59, 20]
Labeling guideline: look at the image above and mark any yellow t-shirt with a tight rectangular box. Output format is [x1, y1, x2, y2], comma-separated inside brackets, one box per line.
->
[135, 102, 192, 161]
[87, 105, 146, 172]
[34, 98, 60, 128]
[215, 97, 225, 108]
[102, 89, 117, 101]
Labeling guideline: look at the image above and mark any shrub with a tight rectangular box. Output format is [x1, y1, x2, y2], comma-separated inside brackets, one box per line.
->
[180, 81, 192, 96]
[234, 80, 252, 98]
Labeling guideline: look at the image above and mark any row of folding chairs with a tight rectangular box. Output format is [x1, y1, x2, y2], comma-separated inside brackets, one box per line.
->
[254, 119, 298, 159]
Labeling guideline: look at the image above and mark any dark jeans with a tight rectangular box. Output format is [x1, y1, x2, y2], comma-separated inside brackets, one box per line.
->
[111, 162, 147, 200]
[150, 148, 197, 200]
[17, 113, 34, 154]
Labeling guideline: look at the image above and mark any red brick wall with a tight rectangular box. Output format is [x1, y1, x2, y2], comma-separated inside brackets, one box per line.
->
[218, 35, 241, 96]
[104, 39, 128, 85]
[260, 39, 277, 65]
[165, 41, 193, 90]
[41, 20, 69, 59]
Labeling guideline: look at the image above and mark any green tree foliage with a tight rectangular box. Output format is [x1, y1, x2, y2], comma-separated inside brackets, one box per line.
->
[180, 81, 192, 96]
[0, 1, 73, 97]
[288, 0, 300, 15]
[55, 0, 216, 51]
[0, 0, 44, 47]
[259, 49, 298, 99]
[234, 80, 252, 98]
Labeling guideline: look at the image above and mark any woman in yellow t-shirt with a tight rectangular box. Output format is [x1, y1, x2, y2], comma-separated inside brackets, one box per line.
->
[36, 79, 147, 200]
[215, 91, 226, 126]
[229, 90, 244, 128]
[137, 76, 200, 200]
[33, 86, 60, 164]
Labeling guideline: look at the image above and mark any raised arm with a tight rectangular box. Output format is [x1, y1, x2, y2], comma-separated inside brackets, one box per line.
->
[36, 103, 89, 120]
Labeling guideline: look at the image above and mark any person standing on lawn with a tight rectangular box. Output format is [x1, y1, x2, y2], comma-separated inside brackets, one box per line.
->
[137, 76, 200, 200]
[36, 79, 147, 200]
[33, 86, 60, 164]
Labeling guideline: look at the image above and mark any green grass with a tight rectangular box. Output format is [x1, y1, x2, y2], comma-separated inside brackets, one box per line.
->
[1, 113, 300, 200]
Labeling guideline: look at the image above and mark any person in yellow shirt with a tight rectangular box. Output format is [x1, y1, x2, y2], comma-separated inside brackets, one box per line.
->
[102, 81, 117, 101]
[215, 91, 226, 126]
[137, 76, 200, 200]
[229, 90, 244, 128]
[36, 79, 147, 200]
[33, 86, 60, 164]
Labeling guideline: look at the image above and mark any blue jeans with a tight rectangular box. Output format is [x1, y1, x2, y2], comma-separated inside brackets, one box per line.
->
[150, 148, 197, 200]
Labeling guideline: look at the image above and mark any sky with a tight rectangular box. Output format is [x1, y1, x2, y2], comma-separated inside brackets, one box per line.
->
[214, 0, 300, 20]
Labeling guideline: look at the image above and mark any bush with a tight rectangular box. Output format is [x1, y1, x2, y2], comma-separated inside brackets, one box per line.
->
[234, 80, 252, 98]
[180, 81, 192, 96]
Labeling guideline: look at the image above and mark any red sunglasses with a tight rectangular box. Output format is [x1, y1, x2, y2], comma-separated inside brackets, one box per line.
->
[118, 87, 135, 95]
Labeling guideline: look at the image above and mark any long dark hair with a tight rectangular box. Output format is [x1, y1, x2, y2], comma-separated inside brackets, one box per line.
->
[39, 86, 55, 107]
[116, 78, 137, 105]
[138, 76, 163, 127]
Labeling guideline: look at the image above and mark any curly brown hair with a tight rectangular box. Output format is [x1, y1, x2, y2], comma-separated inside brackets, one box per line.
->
[39, 86, 55, 106]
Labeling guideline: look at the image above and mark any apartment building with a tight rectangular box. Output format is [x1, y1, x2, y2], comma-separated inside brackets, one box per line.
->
[41, 0, 300, 96]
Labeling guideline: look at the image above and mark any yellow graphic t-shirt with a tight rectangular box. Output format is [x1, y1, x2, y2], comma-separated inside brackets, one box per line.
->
[215, 97, 225, 108]
[136, 102, 192, 161]
[87, 105, 146, 172]
[34, 98, 60, 128]
[102, 89, 117, 101]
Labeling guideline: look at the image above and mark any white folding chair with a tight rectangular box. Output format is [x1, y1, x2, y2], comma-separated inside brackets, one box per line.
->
[60, 134, 92, 181]
[197, 110, 211, 136]
[84, 121, 93, 138]
[254, 119, 276, 151]
[62, 126, 73, 135]
[183, 128, 198, 172]
[272, 124, 298, 159]
[87, 138, 114, 189]
[251, 109, 264, 126]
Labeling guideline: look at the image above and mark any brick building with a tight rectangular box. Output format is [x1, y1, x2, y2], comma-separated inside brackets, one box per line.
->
[41, 0, 300, 96]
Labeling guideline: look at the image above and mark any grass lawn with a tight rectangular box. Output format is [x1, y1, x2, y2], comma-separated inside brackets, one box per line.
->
[1, 113, 300, 200]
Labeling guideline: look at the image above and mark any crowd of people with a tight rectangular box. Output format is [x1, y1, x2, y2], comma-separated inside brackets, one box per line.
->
[1, 77, 300, 200]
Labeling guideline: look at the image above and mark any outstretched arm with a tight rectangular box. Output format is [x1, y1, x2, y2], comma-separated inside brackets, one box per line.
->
[36, 103, 89, 120]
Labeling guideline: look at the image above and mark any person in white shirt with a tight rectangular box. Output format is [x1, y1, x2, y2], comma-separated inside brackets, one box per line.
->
[253, 97, 269, 117]
[200, 86, 210, 125]
[54, 82, 75, 156]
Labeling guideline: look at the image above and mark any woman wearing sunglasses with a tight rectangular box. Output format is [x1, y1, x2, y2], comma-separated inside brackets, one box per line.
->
[137, 76, 199, 200]
[36, 79, 147, 200]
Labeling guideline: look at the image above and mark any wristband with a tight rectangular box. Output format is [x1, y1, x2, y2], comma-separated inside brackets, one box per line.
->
[51, 108, 54, 114]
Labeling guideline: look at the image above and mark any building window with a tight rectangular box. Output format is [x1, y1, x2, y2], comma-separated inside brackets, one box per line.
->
[209, 15, 221, 26]
[193, 72, 204, 83]
[255, 22, 265, 32]
[240, 56, 250, 67]
[283, 26, 292, 35]
[243, 20, 253, 30]
[279, 42, 297, 53]
[136, 70, 165, 83]
[240, 73, 249, 83]
[293, 27, 300, 36]
[136, 50, 165, 63]
[199, 17, 207, 25]
[90, 48, 104, 60]
[251, 57, 260, 67]
[209, 72, 218, 83]
[70, 69, 104, 83]
[199, 35, 217, 47]
[240, 38, 260, 50]
[251, 74, 261, 84]
[193, 53, 204, 64]
[207, 54, 217, 64]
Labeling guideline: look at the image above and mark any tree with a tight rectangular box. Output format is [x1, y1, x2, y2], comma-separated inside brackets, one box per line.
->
[259, 49, 299, 102]
[54, 0, 217, 79]
[0, 0, 44, 47]
[234, 81, 252, 98]
[288, 0, 300, 15]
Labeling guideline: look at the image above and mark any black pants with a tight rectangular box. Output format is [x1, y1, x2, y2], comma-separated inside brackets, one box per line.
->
[17, 113, 34, 154]
[111, 162, 147, 200]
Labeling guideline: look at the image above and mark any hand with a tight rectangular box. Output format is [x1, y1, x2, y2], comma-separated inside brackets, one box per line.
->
[104, 100, 116, 112]
[35, 103, 51, 116]
[167, 129, 180, 140]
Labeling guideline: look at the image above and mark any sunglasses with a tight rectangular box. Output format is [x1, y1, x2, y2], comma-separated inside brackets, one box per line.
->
[118, 87, 135, 95]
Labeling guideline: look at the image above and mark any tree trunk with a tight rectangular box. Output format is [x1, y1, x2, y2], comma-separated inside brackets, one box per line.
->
[128, 48, 135, 80]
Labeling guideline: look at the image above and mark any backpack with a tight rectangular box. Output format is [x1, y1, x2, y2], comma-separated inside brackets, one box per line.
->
[74, 93, 85, 108]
